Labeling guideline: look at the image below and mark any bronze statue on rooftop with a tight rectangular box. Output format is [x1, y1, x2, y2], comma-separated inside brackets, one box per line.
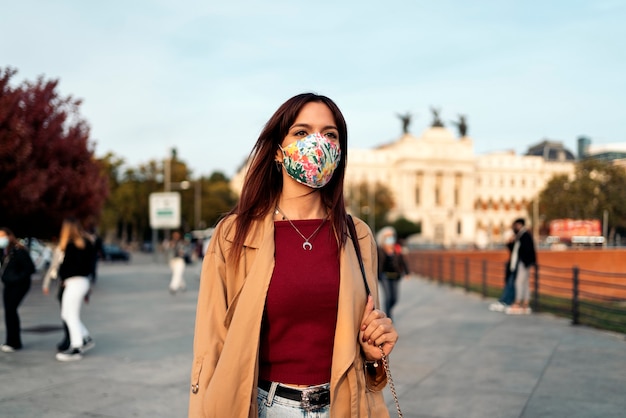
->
[396, 112, 412, 134]
[430, 107, 444, 127]
[451, 114, 468, 137]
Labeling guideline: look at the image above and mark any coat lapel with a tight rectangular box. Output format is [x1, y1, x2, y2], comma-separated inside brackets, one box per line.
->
[331, 229, 370, 387]
[212, 213, 276, 417]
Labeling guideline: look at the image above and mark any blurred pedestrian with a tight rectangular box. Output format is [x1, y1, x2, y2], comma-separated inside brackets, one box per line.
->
[42, 243, 70, 351]
[505, 218, 537, 315]
[489, 218, 537, 314]
[0, 227, 35, 352]
[189, 93, 398, 417]
[42, 218, 96, 361]
[489, 261, 516, 312]
[86, 224, 104, 284]
[168, 231, 187, 294]
[376, 226, 408, 320]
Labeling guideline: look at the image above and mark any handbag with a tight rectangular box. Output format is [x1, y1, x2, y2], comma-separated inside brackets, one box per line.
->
[347, 215, 404, 418]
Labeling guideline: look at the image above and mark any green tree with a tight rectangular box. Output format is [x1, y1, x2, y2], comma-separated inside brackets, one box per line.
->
[347, 182, 394, 232]
[0, 67, 108, 238]
[538, 159, 626, 241]
[202, 172, 238, 228]
[98, 148, 237, 243]
[98, 152, 125, 235]
[390, 217, 422, 240]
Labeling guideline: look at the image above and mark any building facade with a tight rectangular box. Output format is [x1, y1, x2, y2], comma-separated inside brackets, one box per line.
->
[345, 127, 575, 248]
[578, 135, 626, 166]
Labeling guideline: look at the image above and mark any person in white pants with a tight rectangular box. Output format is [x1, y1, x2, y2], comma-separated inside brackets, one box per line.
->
[60, 276, 91, 350]
[168, 231, 187, 294]
[43, 218, 96, 362]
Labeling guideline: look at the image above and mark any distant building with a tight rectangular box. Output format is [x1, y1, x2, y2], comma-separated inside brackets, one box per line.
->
[578, 135, 626, 164]
[526, 140, 576, 162]
[345, 128, 574, 247]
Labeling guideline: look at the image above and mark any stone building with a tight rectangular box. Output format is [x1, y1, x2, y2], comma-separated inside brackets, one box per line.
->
[346, 127, 574, 248]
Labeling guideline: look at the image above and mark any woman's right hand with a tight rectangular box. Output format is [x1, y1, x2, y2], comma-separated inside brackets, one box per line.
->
[359, 295, 398, 360]
[42, 287, 49, 296]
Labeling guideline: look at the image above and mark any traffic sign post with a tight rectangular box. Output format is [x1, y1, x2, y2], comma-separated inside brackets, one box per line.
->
[149, 192, 182, 262]
[149, 192, 182, 229]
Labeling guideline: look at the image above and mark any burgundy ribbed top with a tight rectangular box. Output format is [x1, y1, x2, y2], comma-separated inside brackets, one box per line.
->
[258, 220, 340, 385]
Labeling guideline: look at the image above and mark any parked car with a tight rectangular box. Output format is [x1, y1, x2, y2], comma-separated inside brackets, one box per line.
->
[102, 244, 131, 262]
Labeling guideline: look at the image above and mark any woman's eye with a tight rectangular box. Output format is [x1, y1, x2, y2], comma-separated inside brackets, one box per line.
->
[325, 132, 338, 140]
[294, 130, 308, 137]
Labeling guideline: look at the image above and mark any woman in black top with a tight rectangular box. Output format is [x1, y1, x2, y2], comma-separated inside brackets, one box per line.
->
[43, 218, 96, 362]
[0, 227, 35, 352]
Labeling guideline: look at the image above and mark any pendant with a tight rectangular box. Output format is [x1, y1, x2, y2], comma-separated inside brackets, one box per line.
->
[302, 241, 313, 251]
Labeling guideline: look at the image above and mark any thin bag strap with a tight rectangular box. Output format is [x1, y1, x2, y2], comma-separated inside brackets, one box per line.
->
[0, 252, 10, 279]
[346, 215, 371, 298]
[346, 215, 404, 418]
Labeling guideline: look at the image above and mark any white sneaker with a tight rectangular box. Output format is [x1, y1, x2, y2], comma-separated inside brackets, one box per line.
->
[489, 302, 506, 312]
[56, 348, 83, 362]
[505, 306, 525, 315]
[1, 344, 16, 353]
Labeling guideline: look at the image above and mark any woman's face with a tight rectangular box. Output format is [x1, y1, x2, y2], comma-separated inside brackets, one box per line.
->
[0, 230, 9, 249]
[279, 101, 339, 151]
[382, 232, 396, 247]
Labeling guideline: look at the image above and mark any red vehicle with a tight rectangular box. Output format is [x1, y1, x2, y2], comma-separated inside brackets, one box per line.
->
[547, 219, 604, 246]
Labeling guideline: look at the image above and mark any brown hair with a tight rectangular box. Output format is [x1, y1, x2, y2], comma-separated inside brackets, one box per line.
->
[58, 218, 86, 251]
[228, 93, 349, 265]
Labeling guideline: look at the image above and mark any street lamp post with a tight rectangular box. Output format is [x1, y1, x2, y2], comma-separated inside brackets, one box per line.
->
[160, 150, 202, 255]
[603, 209, 608, 247]
[170, 180, 202, 230]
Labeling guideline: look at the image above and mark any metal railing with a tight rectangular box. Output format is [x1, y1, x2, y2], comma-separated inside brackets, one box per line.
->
[409, 253, 626, 335]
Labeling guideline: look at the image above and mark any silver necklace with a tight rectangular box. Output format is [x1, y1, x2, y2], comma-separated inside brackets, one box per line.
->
[275, 206, 327, 251]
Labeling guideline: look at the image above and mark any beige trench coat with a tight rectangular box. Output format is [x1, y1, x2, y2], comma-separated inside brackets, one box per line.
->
[189, 213, 389, 417]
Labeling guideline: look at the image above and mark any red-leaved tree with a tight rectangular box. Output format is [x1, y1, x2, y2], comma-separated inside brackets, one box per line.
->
[0, 67, 108, 238]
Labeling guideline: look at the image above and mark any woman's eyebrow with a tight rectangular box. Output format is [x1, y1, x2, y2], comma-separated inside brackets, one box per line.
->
[290, 123, 338, 130]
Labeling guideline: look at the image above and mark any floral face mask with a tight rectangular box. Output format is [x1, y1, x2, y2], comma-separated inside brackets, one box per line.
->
[279, 133, 341, 188]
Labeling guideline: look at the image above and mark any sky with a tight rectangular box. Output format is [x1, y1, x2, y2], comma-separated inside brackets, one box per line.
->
[2, 0, 625, 178]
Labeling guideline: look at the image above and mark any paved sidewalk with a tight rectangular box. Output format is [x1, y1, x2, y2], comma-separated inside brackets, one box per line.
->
[1, 252, 625, 417]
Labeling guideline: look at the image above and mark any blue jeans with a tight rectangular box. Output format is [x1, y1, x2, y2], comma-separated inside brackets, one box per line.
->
[257, 385, 330, 417]
[379, 272, 401, 319]
[499, 272, 516, 305]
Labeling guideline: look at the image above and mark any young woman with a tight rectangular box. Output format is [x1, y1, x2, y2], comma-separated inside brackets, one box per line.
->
[189, 93, 398, 417]
[43, 218, 96, 361]
[0, 227, 35, 352]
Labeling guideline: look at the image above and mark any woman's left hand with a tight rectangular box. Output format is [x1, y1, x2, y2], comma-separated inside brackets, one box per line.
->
[359, 295, 398, 360]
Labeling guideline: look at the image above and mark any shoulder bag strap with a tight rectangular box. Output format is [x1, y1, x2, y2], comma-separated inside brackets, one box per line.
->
[346, 215, 404, 418]
[0, 252, 10, 279]
[346, 215, 371, 298]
